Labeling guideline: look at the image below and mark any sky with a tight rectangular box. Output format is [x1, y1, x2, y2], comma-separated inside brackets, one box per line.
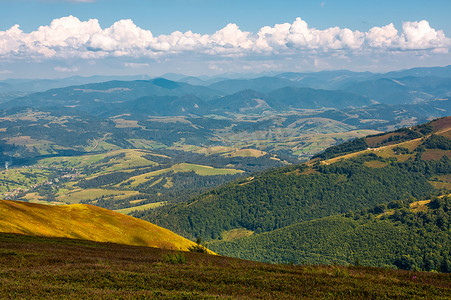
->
[0, 0, 451, 79]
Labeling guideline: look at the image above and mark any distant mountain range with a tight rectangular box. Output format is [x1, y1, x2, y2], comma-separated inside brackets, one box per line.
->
[1, 65, 450, 118]
[1, 66, 451, 182]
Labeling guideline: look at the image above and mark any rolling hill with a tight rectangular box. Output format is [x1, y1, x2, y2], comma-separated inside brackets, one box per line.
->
[0, 199, 197, 251]
[143, 117, 451, 270]
[209, 86, 372, 113]
[2, 65, 451, 115]
[209, 89, 280, 113]
[312, 115, 451, 160]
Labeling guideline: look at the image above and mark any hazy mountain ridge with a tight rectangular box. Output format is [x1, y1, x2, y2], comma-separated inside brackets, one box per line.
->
[344, 76, 451, 104]
[0, 78, 222, 111]
[1, 65, 451, 119]
[1, 78, 373, 116]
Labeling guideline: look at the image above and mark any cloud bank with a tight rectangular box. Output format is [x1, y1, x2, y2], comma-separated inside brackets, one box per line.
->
[0, 16, 449, 61]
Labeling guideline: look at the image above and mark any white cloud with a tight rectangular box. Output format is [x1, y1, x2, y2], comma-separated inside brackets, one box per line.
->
[255, 18, 365, 52]
[400, 20, 449, 50]
[124, 62, 150, 68]
[152, 30, 208, 52]
[210, 23, 253, 51]
[54, 66, 79, 72]
[365, 20, 450, 50]
[366, 23, 399, 48]
[289, 18, 364, 50]
[104, 19, 153, 50]
[208, 64, 223, 71]
[255, 22, 292, 52]
[0, 16, 449, 62]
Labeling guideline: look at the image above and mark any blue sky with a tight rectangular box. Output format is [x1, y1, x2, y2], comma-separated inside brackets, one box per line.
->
[0, 0, 450, 79]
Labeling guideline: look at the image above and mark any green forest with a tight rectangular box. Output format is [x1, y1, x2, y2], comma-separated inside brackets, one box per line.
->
[141, 154, 445, 239]
[209, 196, 451, 272]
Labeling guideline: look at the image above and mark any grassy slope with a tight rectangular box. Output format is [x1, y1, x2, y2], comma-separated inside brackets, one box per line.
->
[311, 117, 451, 162]
[0, 232, 449, 299]
[0, 199, 196, 251]
[114, 201, 167, 215]
[56, 188, 140, 204]
[39, 148, 159, 172]
[123, 162, 243, 188]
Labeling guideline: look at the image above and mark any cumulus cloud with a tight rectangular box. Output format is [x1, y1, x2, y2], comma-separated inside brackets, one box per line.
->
[365, 21, 450, 51]
[210, 24, 253, 52]
[366, 23, 399, 48]
[254, 18, 365, 53]
[401, 20, 449, 50]
[0, 16, 449, 61]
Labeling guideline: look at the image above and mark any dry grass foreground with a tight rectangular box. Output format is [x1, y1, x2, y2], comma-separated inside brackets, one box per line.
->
[0, 233, 449, 299]
[0, 199, 197, 251]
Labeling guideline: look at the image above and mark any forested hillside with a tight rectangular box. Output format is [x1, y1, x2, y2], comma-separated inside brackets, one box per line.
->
[143, 117, 451, 271]
[142, 154, 438, 239]
[209, 196, 451, 271]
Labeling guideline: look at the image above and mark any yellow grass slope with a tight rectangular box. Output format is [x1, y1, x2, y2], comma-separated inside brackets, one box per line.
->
[0, 199, 197, 251]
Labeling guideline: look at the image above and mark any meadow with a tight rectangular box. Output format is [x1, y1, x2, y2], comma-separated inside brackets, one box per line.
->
[0, 233, 449, 299]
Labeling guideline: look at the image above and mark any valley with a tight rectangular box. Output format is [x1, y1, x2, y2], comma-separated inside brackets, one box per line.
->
[0, 66, 451, 278]
[1, 66, 451, 214]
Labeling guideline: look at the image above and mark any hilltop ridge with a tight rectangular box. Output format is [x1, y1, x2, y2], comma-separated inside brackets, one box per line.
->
[313, 116, 451, 161]
[0, 199, 198, 251]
